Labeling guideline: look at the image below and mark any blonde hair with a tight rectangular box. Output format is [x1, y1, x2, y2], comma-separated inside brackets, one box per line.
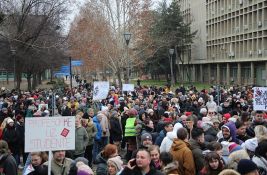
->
[254, 125, 267, 139]
[1, 117, 11, 129]
[227, 149, 249, 170]
[148, 145, 160, 154]
[30, 152, 48, 164]
[218, 169, 240, 175]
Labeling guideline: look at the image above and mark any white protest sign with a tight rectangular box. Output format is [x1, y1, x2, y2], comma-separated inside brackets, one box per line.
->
[122, 84, 134, 92]
[38, 104, 48, 111]
[253, 87, 267, 111]
[93, 81, 109, 100]
[25, 116, 75, 152]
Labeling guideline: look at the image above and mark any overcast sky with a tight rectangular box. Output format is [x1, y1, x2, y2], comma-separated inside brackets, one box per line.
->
[63, 0, 171, 33]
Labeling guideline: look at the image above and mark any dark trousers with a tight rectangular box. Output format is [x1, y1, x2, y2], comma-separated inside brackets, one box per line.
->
[85, 144, 93, 166]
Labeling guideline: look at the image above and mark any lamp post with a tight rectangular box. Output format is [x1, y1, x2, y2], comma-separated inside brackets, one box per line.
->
[169, 48, 175, 86]
[11, 49, 16, 89]
[124, 32, 132, 84]
[69, 56, 72, 94]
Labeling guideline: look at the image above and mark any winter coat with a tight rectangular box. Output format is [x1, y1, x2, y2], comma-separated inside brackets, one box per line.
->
[93, 116, 102, 141]
[162, 161, 179, 175]
[155, 129, 166, 146]
[252, 156, 267, 175]
[25, 164, 49, 175]
[44, 158, 72, 175]
[110, 116, 122, 142]
[15, 122, 25, 147]
[189, 139, 205, 172]
[95, 152, 108, 175]
[100, 114, 110, 137]
[170, 138, 196, 175]
[206, 96, 217, 110]
[160, 123, 183, 153]
[0, 153, 17, 175]
[120, 165, 164, 175]
[2, 126, 19, 154]
[85, 119, 97, 145]
[74, 126, 89, 155]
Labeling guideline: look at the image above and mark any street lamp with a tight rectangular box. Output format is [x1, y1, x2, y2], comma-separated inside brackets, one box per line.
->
[124, 32, 132, 83]
[169, 48, 175, 86]
[11, 49, 16, 89]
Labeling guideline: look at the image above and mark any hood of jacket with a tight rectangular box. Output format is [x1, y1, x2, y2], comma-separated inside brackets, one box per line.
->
[163, 161, 179, 174]
[93, 116, 99, 123]
[166, 131, 177, 141]
[171, 138, 189, 151]
[95, 152, 107, 164]
[222, 121, 237, 142]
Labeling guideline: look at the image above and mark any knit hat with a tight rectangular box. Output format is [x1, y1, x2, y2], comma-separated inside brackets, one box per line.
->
[229, 143, 243, 153]
[7, 118, 14, 124]
[242, 138, 258, 152]
[141, 133, 152, 142]
[198, 97, 204, 103]
[128, 108, 138, 116]
[211, 117, 220, 124]
[107, 156, 123, 171]
[223, 113, 231, 120]
[147, 109, 154, 114]
[185, 111, 192, 117]
[200, 108, 207, 114]
[237, 159, 258, 174]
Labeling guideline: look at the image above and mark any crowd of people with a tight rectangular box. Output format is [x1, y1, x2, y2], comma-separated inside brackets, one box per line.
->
[0, 81, 266, 175]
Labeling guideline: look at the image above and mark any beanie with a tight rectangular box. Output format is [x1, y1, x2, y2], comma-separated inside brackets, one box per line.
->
[242, 138, 258, 152]
[147, 109, 154, 114]
[7, 118, 14, 124]
[200, 108, 207, 114]
[237, 159, 258, 174]
[107, 156, 123, 171]
[141, 133, 152, 143]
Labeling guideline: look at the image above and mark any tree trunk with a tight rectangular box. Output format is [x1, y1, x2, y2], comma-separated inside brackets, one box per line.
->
[27, 73, 32, 91]
[50, 68, 53, 82]
[16, 72, 21, 90]
[6, 71, 9, 85]
[32, 73, 37, 90]
[116, 69, 122, 89]
[38, 72, 42, 85]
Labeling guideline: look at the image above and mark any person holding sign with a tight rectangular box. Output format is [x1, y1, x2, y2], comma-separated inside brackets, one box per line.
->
[43, 150, 72, 175]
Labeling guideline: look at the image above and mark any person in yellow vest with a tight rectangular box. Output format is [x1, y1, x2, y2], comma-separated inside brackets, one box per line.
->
[124, 108, 138, 161]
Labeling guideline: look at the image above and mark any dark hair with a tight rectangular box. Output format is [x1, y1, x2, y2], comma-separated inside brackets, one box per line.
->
[235, 120, 245, 129]
[177, 128, 188, 140]
[204, 152, 223, 172]
[164, 122, 173, 128]
[159, 152, 173, 166]
[255, 139, 267, 159]
[191, 127, 204, 140]
[207, 141, 222, 151]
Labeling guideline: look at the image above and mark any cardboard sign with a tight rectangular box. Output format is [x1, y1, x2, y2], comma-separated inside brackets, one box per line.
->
[25, 117, 75, 152]
[122, 84, 134, 92]
[253, 87, 267, 111]
[93, 81, 109, 100]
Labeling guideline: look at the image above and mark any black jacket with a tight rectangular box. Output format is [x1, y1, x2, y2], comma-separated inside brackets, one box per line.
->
[3, 126, 19, 154]
[110, 116, 122, 142]
[120, 165, 163, 175]
[0, 153, 17, 175]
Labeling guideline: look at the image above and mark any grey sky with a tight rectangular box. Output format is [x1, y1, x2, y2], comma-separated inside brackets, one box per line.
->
[63, 0, 171, 33]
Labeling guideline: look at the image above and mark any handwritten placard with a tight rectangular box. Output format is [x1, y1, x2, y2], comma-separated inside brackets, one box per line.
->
[93, 81, 110, 100]
[122, 84, 134, 92]
[253, 87, 267, 111]
[25, 117, 75, 152]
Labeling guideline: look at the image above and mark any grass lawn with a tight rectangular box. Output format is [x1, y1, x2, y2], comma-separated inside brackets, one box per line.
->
[131, 79, 211, 91]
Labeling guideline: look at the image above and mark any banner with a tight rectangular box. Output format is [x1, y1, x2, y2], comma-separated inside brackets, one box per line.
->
[122, 84, 134, 92]
[253, 87, 267, 111]
[93, 81, 110, 100]
[25, 116, 75, 152]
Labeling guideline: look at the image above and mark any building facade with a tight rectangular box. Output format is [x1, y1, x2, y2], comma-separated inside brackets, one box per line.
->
[177, 0, 267, 86]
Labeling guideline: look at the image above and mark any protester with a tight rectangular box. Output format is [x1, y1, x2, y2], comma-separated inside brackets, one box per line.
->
[44, 150, 72, 175]
[120, 149, 163, 175]
[107, 156, 124, 175]
[0, 140, 17, 175]
[95, 144, 119, 175]
[23, 152, 48, 175]
[200, 151, 224, 175]
[252, 139, 267, 174]
[148, 145, 161, 170]
[159, 152, 179, 175]
[237, 159, 259, 175]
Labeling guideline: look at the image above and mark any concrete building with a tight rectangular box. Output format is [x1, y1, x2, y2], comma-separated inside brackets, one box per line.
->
[177, 0, 267, 86]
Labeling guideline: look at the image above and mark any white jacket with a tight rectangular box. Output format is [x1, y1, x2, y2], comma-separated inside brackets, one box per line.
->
[252, 156, 267, 173]
[160, 123, 183, 152]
